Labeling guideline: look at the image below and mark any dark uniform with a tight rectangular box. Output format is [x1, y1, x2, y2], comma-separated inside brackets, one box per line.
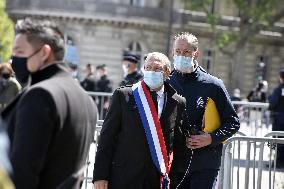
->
[119, 53, 143, 86]
[96, 69, 113, 118]
[269, 70, 284, 167]
[119, 71, 143, 86]
[168, 66, 240, 189]
[81, 75, 96, 92]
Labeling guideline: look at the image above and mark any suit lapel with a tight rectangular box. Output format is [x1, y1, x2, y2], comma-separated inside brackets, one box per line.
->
[160, 90, 178, 127]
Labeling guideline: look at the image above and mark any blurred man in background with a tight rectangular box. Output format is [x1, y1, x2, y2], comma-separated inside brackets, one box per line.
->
[81, 63, 96, 92]
[0, 63, 21, 112]
[269, 68, 284, 168]
[247, 80, 268, 102]
[96, 64, 113, 118]
[119, 52, 143, 86]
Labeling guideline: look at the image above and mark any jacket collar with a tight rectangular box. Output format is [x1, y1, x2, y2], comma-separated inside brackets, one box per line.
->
[30, 62, 69, 85]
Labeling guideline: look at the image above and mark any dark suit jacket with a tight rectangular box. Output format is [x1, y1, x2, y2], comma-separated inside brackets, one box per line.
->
[1, 62, 97, 189]
[93, 82, 186, 189]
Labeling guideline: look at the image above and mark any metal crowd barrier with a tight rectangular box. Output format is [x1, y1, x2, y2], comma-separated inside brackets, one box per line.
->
[86, 93, 271, 134]
[231, 101, 270, 136]
[82, 120, 103, 189]
[86, 92, 271, 132]
[88, 92, 113, 120]
[219, 132, 284, 189]
[83, 94, 277, 189]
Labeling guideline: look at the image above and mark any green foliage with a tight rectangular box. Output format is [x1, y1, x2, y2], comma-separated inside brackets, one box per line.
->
[0, 0, 14, 63]
[216, 33, 238, 49]
[181, 0, 283, 52]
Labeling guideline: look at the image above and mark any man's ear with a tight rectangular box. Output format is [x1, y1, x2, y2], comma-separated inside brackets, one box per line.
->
[193, 50, 199, 60]
[164, 68, 171, 80]
[41, 44, 52, 63]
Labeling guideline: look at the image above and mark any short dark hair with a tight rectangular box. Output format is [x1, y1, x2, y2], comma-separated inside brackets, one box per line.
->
[15, 18, 65, 61]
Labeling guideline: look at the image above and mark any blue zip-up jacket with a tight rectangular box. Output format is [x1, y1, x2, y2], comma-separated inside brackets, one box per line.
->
[269, 83, 284, 129]
[168, 66, 240, 172]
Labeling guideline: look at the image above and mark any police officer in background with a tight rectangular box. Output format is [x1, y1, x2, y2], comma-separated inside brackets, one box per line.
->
[269, 68, 284, 168]
[81, 63, 96, 92]
[96, 64, 113, 118]
[119, 53, 143, 86]
[96, 64, 112, 93]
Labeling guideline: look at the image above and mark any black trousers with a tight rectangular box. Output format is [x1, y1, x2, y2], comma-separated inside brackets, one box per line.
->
[171, 169, 218, 189]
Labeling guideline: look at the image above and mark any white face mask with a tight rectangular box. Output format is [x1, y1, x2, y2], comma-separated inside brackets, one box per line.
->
[143, 71, 164, 89]
[173, 55, 194, 73]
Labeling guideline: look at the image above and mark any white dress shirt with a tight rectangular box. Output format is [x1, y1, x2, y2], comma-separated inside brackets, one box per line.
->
[156, 86, 165, 118]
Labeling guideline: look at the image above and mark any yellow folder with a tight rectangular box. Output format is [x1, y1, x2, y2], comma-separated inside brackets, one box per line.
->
[0, 168, 15, 189]
[203, 97, 221, 133]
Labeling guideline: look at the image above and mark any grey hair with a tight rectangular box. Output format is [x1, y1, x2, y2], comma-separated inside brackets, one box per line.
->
[145, 52, 171, 71]
[174, 32, 199, 51]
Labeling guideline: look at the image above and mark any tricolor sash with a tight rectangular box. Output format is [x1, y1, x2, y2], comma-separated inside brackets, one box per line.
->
[132, 80, 171, 189]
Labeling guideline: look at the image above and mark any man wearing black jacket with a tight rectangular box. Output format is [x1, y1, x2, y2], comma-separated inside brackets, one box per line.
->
[93, 52, 186, 189]
[1, 18, 97, 189]
[168, 33, 240, 189]
[119, 53, 143, 86]
[269, 69, 284, 168]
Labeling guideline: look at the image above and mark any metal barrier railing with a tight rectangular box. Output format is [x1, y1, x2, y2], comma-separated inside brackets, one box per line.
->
[82, 95, 278, 189]
[82, 120, 103, 189]
[87, 92, 271, 134]
[219, 132, 284, 189]
[232, 101, 270, 136]
[88, 92, 113, 120]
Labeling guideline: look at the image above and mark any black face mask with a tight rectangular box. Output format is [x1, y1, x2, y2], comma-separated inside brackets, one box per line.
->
[11, 48, 42, 84]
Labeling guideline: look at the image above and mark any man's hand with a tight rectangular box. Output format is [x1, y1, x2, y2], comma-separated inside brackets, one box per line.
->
[186, 132, 212, 149]
[93, 180, 108, 189]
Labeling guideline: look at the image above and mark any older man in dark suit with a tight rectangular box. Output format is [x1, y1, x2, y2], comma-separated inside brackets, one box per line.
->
[1, 18, 97, 189]
[93, 52, 187, 189]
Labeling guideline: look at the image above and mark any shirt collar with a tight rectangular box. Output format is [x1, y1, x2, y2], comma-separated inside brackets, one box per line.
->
[156, 85, 164, 98]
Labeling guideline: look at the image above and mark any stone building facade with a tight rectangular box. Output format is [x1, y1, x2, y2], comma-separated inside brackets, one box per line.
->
[6, 0, 284, 96]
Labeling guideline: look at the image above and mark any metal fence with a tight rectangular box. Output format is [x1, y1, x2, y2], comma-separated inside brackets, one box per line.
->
[88, 92, 112, 120]
[219, 132, 284, 189]
[232, 101, 270, 136]
[84, 93, 281, 189]
[87, 91, 272, 135]
[82, 120, 103, 189]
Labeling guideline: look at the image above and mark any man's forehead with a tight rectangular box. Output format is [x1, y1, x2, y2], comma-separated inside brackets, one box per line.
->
[13, 34, 30, 49]
[175, 38, 192, 46]
[146, 56, 162, 63]
[174, 39, 195, 50]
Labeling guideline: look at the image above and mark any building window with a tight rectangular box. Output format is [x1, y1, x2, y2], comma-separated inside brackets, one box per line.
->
[130, 0, 144, 7]
[202, 49, 214, 73]
[256, 55, 268, 81]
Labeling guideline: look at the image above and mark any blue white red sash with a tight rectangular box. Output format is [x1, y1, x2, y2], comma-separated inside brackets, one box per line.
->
[132, 80, 171, 189]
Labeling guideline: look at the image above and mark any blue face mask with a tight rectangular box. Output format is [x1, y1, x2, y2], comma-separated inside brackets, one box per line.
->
[143, 71, 164, 89]
[173, 55, 194, 73]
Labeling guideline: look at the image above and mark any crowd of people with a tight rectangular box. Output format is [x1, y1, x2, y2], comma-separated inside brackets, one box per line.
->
[0, 17, 283, 189]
